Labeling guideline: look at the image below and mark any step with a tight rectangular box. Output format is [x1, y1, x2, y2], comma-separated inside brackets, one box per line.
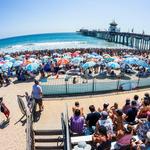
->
[34, 129, 62, 136]
[35, 137, 63, 143]
[35, 145, 64, 150]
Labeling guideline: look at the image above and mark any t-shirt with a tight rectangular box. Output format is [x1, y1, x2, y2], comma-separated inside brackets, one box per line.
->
[86, 112, 100, 127]
[32, 84, 42, 99]
[126, 107, 138, 123]
[70, 116, 85, 134]
[98, 118, 114, 134]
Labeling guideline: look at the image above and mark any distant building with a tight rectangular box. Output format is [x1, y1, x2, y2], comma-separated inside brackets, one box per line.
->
[108, 21, 120, 32]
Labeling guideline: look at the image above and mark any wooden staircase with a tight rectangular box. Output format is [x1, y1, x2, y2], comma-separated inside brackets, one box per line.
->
[34, 129, 64, 150]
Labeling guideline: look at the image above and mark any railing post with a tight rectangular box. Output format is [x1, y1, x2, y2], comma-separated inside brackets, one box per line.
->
[117, 78, 120, 90]
[137, 76, 140, 87]
[92, 77, 95, 93]
[65, 81, 68, 95]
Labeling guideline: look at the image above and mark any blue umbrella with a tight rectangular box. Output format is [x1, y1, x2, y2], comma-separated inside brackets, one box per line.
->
[92, 52, 98, 56]
[13, 60, 23, 67]
[1, 61, 13, 70]
[71, 57, 83, 63]
[136, 60, 149, 67]
[82, 61, 96, 69]
[26, 63, 39, 72]
[107, 62, 120, 69]
[123, 57, 138, 65]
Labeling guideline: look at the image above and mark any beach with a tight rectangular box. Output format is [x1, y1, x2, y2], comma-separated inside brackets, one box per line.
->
[0, 78, 150, 150]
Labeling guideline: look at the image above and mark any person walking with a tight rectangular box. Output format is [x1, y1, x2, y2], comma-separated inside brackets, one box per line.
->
[32, 80, 43, 112]
[0, 97, 10, 121]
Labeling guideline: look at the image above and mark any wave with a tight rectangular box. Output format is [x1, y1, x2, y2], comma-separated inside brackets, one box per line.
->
[0, 41, 88, 53]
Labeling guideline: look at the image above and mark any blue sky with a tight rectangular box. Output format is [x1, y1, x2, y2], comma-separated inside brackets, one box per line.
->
[0, 0, 150, 38]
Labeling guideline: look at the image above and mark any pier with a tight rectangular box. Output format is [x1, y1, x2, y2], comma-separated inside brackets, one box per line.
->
[79, 22, 150, 50]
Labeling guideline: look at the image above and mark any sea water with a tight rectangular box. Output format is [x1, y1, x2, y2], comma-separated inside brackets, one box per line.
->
[0, 32, 130, 53]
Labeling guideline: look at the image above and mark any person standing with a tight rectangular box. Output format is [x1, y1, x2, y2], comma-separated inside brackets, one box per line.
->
[0, 97, 10, 121]
[32, 80, 43, 112]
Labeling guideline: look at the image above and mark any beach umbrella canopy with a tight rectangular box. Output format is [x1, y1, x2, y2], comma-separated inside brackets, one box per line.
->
[26, 63, 39, 72]
[104, 57, 115, 62]
[136, 60, 149, 67]
[71, 51, 80, 57]
[1, 61, 13, 70]
[123, 57, 139, 65]
[63, 55, 71, 59]
[92, 52, 99, 56]
[71, 57, 83, 64]
[114, 57, 122, 62]
[13, 60, 23, 67]
[57, 58, 69, 65]
[0, 61, 5, 67]
[82, 61, 96, 69]
[103, 54, 111, 58]
[43, 56, 50, 59]
[107, 62, 120, 69]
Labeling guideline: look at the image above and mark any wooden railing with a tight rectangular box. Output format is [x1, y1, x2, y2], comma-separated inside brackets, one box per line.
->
[61, 104, 72, 150]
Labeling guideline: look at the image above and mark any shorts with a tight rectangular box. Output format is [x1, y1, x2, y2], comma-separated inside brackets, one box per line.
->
[34, 98, 42, 104]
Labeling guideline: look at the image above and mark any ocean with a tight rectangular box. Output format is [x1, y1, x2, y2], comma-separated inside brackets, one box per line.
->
[0, 32, 130, 53]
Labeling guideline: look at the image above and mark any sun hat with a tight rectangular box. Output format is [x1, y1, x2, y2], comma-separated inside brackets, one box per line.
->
[73, 141, 91, 150]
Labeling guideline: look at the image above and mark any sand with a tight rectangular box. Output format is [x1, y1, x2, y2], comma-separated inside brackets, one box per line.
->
[0, 79, 150, 150]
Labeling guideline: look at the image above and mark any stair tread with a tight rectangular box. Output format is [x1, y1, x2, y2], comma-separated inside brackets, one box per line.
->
[35, 137, 63, 143]
[34, 129, 62, 135]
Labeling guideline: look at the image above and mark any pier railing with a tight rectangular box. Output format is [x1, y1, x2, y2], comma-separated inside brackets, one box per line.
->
[40, 76, 150, 96]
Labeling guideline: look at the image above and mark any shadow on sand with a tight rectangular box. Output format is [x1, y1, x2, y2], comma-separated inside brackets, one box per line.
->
[0, 120, 9, 129]
[13, 78, 35, 84]
[33, 111, 41, 122]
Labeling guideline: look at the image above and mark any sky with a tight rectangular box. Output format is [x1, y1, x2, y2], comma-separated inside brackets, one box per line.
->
[0, 0, 150, 39]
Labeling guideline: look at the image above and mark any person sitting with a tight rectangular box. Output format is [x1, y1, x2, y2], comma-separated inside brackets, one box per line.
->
[95, 111, 114, 135]
[92, 125, 111, 150]
[133, 95, 141, 109]
[72, 101, 84, 116]
[98, 103, 109, 113]
[125, 100, 138, 125]
[131, 131, 150, 150]
[70, 109, 85, 135]
[110, 70, 116, 77]
[137, 99, 150, 119]
[116, 125, 133, 149]
[109, 102, 118, 121]
[84, 105, 100, 135]
[137, 111, 150, 142]
[122, 99, 131, 115]
[113, 109, 124, 136]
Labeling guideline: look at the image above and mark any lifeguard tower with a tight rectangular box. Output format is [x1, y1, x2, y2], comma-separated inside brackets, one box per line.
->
[108, 21, 120, 32]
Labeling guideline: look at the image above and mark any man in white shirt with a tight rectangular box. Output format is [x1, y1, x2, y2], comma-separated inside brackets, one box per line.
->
[32, 80, 43, 112]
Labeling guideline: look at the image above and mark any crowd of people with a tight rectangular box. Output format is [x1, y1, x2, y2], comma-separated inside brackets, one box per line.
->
[70, 93, 150, 150]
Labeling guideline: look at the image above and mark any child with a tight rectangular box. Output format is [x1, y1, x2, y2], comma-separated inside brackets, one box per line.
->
[0, 97, 10, 121]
